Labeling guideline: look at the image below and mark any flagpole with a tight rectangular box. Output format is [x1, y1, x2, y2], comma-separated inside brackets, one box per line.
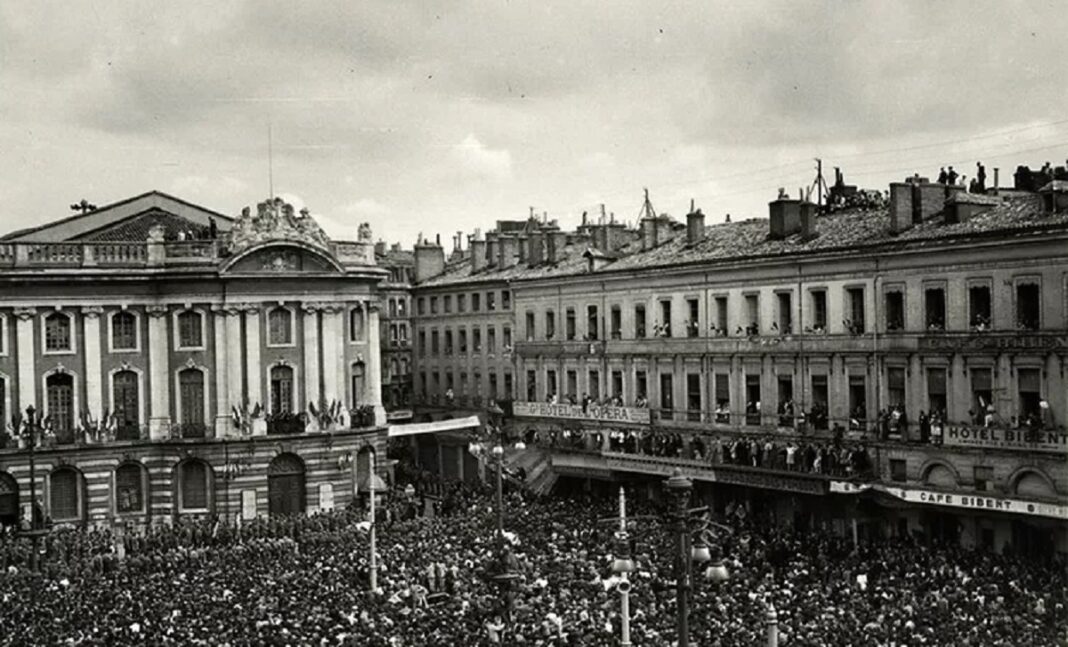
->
[369, 450, 378, 592]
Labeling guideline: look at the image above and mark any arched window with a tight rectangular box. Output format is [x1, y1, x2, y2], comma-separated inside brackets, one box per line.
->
[267, 307, 293, 346]
[178, 368, 205, 438]
[351, 362, 366, 409]
[46, 373, 75, 444]
[176, 310, 203, 349]
[50, 467, 82, 522]
[391, 358, 400, 378]
[44, 312, 72, 352]
[270, 365, 294, 415]
[112, 370, 140, 440]
[178, 460, 211, 511]
[111, 311, 138, 351]
[349, 308, 364, 342]
[389, 299, 397, 317]
[115, 463, 145, 514]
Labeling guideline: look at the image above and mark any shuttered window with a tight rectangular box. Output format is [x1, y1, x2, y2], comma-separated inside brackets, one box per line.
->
[180, 461, 209, 510]
[50, 468, 79, 521]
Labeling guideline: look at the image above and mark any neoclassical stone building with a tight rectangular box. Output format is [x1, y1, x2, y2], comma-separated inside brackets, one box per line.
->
[0, 192, 388, 528]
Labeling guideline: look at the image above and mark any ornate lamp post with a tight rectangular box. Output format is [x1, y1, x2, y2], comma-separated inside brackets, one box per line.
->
[484, 401, 523, 622]
[611, 487, 635, 647]
[20, 405, 47, 571]
[366, 450, 388, 592]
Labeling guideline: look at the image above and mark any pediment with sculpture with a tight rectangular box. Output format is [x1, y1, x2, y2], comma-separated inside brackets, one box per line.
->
[226, 197, 332, 256]
[225, 243, 342, 274]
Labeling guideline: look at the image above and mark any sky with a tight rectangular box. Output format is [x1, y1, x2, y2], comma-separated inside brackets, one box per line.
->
[1, 1, 1065, 245]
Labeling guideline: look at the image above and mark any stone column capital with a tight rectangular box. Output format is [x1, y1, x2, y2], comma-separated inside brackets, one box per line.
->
[301, 302, 322, 314]
[82, 306, 106, 318]
[13, 307, 37, 321]
[146, 305, 169, 318]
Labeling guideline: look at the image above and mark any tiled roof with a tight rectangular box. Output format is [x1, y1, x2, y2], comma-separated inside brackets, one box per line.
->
[416, 193, 1068, 288]
[377, 249, 414, 267]
[73, 210, 211, 242]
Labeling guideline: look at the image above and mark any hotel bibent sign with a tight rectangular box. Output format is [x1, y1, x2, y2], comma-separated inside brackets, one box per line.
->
[514, 402, 651, 424]
[943, 425, 1067, 453]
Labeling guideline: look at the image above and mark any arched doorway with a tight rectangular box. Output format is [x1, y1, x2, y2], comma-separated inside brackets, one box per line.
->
[0, 472, 18, 526]
[268, 453, 305, 517]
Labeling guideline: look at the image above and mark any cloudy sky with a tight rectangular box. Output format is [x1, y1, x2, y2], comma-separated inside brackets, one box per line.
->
[1, 1, 1065, 244]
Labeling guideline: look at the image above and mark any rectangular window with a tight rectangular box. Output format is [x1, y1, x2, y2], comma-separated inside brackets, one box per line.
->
[970, 368, 992, 425]
[473, 327, 482, 353]
[545, 310, 556, 340]
[974, 466, 994, 492]
[686, 298, 699, 337]
[418, 298, 426, 315]
[1018, 368, 1041, 423]
[445, 372, 454, 391]
[472, 293, 481, 312]
[503, 326, 512, 349]
[458, 328, 467, 354]
[924, 287, 946, 331]
[611, 370, 623, 402]
[1016, 282, 1040, 330]
[589, 370, 600, 401]
[776, 292, 792, 334]
[885, 290, 905, 331]
[525, 311, 535, 341]
[489, 373, 498, 399]
[473, 372, 482, 398]
[268, 308, 293, 345]
[634, 304, 646, 338]
[430, 296, 438, 314]
[487, 327, 496, 353]
[431, 329, 439, 356]
[659, 300, 672, 337]
[810, 290, 827, 332]
[444, 329, 453, 355]
[846, 287, 865, 333]
[432, 371, 440, 395]
[444, 295, 452, 313]
[587, 305, 599, 340]
[546, 370, 557, 399]
[502, 290, 511, 310]
[967, 285, 991, 330]
[686, 373, 701, 421]
[635, 371, 648, 400]
[566, 308, 576, 340]
[777, 376, 794, 427]
[610, 306, 622, 340]
[888, 367, 907, 410]
[744, 374, 761, 425]
[714, 296, 728, 335]
[927, 368, 947, 416]
[849, 375, 867, 427]
[810, 374, 828, 430]
[890, 459, 907, 483]
[486, 291, 496, 311]
[504, 372, 513, 398]
[177, 312, 202, 349]
[526, 370, 537, 401]
[459, 372, 468, 396]
[744, 294, 759, 335]
[566, 370, 577, 400]
[659, 373, 673, 412]
[398, 298, 407, 316]
[418, 330, 427, 356]
[111, 312, 138, 350]
[714, 373, 730, 423]
[457, 294, 466, 313]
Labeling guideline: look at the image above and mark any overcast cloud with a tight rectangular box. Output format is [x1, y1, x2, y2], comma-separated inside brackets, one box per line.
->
[1, 1, 1064, 243]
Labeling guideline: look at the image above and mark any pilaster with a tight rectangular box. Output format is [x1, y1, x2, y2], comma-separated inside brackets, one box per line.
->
[321, 305, 341, 406]
[13, 308, 36, 410]
[146, 305, 171, 439]
[366, 301, 386, 425]
[82, 306, 105, 420]
[302, 303, 322, 414]
[212, 307, 230, 437]
[244, 305, 262, 410]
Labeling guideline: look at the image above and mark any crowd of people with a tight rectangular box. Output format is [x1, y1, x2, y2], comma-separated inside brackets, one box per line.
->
[0, 462, 1064, 646]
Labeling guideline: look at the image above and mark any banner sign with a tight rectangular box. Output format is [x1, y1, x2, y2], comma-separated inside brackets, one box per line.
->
[920, 334, 1068, 352]
[513, 402, 651, 424]
[388, 416, 481, 437]
[943, 425, 1067, 454]
[715, 469, 827, 495]
[830, 481, 1068, 520]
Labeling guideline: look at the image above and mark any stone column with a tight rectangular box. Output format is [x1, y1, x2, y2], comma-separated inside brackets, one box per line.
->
[366, 301, 386, 425]
[13, 308, 36, 410]
[82, 306, 105, 421]
[320, 306, 341, 406]
[212, 307, 230, 438]
[302, 303, 322, 417]
[225, 307, 243, 414]
[244, 305, 262, 410]
[146, 305, 171, 440]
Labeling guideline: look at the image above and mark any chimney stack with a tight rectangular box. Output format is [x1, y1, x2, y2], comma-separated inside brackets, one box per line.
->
[686, 208, 705, 245]
[498, 234, 518, 268]
[768, 198, 801, 239]
[527, 230, 544, 267]
[516, 234, 528, 265]
[546, 228, 568, 264]
[486, 231, 500, 268]
[374, 240, 387, 256]
[469, 230, 487, 273]
[414, 235, 445, 283]
[799, 201, 818, 239]
[640, 216, 657, 251]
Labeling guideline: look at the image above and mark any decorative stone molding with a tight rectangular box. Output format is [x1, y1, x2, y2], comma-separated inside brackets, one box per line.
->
[82, 306, 105, 318]
[146, 305, 169, 318]
[228, 197, 332, 255]
[300, 302, 321, 314]
[13, 307, 37, 321]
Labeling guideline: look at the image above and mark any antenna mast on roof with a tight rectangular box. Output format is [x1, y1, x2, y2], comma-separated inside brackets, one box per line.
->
[641, 188, 657, 219]
[809, 158, 828, 210]
[268, 123, 275, 200]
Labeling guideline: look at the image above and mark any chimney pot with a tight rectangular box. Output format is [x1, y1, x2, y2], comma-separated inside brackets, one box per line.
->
[686, 209, 705, 245]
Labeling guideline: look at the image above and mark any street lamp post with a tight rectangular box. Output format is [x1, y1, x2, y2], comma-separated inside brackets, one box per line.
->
[485, 401, 521, 622]
[22, 406, 44, 572]
[611, 487, 635, 647]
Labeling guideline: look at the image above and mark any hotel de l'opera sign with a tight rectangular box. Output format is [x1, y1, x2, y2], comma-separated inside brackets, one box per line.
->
[513, 402, 651, 424]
